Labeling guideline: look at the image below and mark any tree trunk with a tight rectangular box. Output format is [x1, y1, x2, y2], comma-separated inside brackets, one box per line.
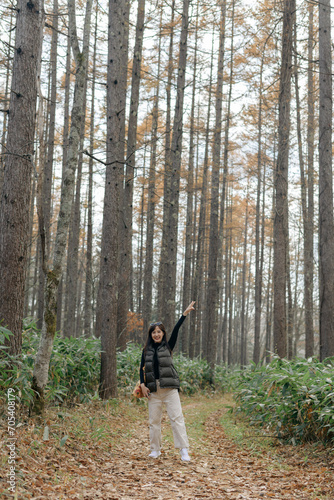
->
[31, 0, 93, 413]
[36, 0, 58, 331]
[24, 167, 37, 318]
[44, 0, 58, 259]
[97, 0, 129, 399]
[217, 0, 235, 345]
[189, 40, 214, 358]
[181, 3, 199, 356]
[142, 8, 161, 335]
[265, 238, 273, 364]
[63, 83, 88, 338]
[204, 0, 226, 374]
[318, 0, 334, 360]
[0, 0, 45, 355]
[273, 0, 295, 358]
[122, 0, 146, 332]
[137, 144, 147, 316]
[240, 188, 249, 367]
[115, 0, 131, 350]
[56, 26, 71, 334]
[157, 0, 175, 318]
[163, 0, 190, 331]
[84, 5, 98, 338]
[305, 1, 314, 358]
[227, 201, 233, 366]
[0, 10, 14, 196]
[293, 15, 314, 358]
[253, 54, 265, 365]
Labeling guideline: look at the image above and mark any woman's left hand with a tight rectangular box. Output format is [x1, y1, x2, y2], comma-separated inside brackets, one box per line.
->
[183, 301, 195, 316]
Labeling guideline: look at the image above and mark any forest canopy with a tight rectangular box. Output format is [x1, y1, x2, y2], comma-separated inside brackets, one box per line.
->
[0, 0, 334, 406]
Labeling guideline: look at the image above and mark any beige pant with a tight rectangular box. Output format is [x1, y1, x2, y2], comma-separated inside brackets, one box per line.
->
[148, 381, 189, 452]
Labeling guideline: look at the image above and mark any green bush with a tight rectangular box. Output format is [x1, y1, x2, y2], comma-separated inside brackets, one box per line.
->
[1, 324, 238, 406]
[0, 320, 38, 407]
[234, 356, 334, 444]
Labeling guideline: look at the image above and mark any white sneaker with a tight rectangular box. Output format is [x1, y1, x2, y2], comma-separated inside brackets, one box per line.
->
[149, 450, 161, 458]
[180, 448, 190, 461]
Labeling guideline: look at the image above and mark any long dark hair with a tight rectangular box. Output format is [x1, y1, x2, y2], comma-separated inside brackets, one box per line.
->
[144, 322, 168, 353]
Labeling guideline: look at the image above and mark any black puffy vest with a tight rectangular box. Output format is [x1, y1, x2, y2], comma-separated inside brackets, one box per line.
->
[145, 342, 180, 393]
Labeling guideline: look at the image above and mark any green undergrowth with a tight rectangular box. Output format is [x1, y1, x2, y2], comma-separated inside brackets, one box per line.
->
[2, 321, 334, 449]
[0, 322, 237, 409]
[220, 397, 283, 459]
[234, 356, 334, 445]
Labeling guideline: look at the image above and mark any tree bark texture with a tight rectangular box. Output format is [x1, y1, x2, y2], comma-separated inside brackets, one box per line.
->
[189, 44, 214, 358]
[142, 8, 161, 335]
[116, 0, 130, 350]
[273, 0, 294, 358]
[240, 189, 249, 367]
[32, 0, 92, 413]
[84, 5, 98, 338]
[97, 0, 129, 399]
[162, 0, 190, 331]
[253, 54, 264, 365]
[305, 1, 314, 358]
[157, 0, 175, 318]
[63, 82, 88, 338]
[0, 0, 45, 355]
[181, 3, 199, 356]
[56, 27, 71, 334]
[0, 10, 14, 196]
[123, 0, 146, 329]
[318, 0, 334, 360]
[204, 0, 226, 372]
[294, 13, 314, 358]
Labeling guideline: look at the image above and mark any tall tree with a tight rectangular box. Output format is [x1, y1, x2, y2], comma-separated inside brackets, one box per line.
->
[157, 0, 175, 318]
[56, 26, 71, 334]
[189, 40, 214, 358]
[253, 48, 266, 365]
[44, 0, 58, 260]
[318, 0, 334, 360]
[240, 191, 249, 367]
[204, 0, 226, 372]
[305, 0, 315, 357]
[0, 9, 14, 196]
[273, 0, 295, 358]
[142, 7, 162, 335]
[0, 0, 45, 354]
[97, 0, 129, 398]
[293, 9, 314, 358]
[36, 0, 59, 331]
[84, 5, 98, 338]
[162, 0, 190, 331]
[118, 0, 145, 346]
[63, 81, 88, 338]
[181, 1, 199, 355]
[32, 0, 93, 412]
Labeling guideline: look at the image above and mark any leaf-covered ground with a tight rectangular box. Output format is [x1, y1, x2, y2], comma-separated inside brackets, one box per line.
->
[1, 395, 334, 499]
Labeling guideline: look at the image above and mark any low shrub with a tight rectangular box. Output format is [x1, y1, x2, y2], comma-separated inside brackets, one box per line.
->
[1, 325, 238, 407]
[234, 356, 334, 444]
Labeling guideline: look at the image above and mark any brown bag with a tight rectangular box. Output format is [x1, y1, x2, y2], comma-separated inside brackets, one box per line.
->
[132, 381, 144, 398]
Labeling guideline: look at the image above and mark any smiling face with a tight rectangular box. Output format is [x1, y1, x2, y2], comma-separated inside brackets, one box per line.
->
[151, 326, 164, 344]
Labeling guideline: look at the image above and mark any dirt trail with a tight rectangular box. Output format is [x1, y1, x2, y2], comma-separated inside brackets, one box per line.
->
[2, 398, 334, 499]
[65, 401, 333, 500]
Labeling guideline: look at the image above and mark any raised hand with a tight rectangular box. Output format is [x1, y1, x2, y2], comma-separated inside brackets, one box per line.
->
[183, 301, 195, 316]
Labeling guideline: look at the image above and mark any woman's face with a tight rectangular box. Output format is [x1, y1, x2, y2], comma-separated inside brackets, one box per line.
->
[151, 326, 164, 344]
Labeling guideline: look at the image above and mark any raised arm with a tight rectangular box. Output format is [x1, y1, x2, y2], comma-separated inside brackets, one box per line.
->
[168, 301, 195, 351]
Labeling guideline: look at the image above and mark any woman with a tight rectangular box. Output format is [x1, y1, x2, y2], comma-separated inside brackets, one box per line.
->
[140, 301, 195, 461]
